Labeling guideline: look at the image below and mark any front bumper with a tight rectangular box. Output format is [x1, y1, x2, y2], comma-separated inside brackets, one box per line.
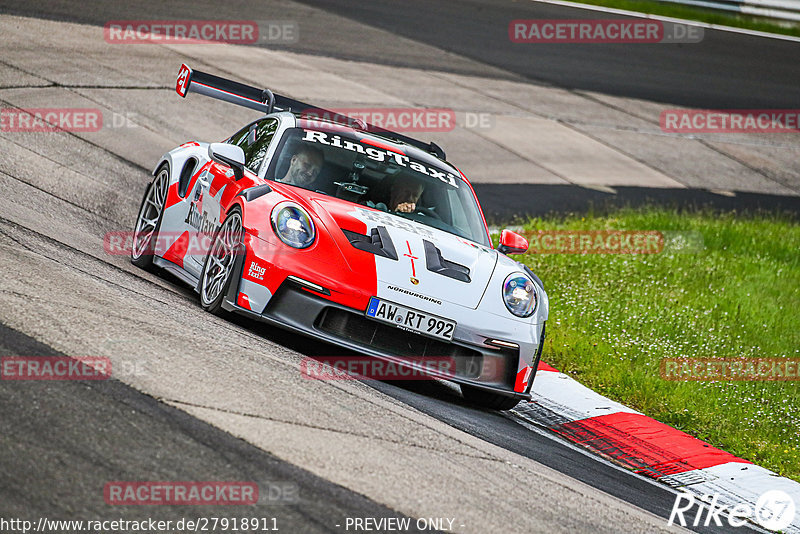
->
[222, 255, 531, 400]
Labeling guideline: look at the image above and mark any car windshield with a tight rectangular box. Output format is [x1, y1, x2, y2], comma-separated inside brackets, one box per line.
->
[265, 127, 489, 246]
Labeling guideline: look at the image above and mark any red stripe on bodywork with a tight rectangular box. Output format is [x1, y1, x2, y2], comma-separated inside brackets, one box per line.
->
[164, 164, 208, 210]
[237, 292, 252, 310]
[514, 367, 531, 392]
[554, 412, 749, 479]
[165, 182, 182, 210]
[537, 362, 559, 373]
[403, 241, 418, 278]
[162, 231, 190, 269]
[219, 181, 239, 210]
[208, 169, 228, 196]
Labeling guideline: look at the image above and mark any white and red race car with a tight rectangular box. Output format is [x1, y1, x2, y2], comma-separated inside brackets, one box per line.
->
[131, 64, 548, 410]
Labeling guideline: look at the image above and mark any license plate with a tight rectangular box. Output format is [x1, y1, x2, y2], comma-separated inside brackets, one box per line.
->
[366, 297, 456, 341]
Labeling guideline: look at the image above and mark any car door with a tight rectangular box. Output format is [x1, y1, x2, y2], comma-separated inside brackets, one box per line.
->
[182, 118, 280, 277]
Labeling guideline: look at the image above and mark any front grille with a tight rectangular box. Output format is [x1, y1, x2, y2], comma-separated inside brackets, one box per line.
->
[316, 307, 483, 377]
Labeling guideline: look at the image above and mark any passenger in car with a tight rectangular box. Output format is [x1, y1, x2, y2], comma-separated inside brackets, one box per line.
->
[368, 175, 425, 213]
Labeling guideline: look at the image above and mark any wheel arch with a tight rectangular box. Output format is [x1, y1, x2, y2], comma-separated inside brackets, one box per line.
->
[152, 143, 209, 182]
[152, 149, 177, 177]
[224, 198, 246, 221]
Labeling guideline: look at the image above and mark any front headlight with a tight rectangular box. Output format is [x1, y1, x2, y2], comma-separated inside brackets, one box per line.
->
[271, 203, 315, 249]
[503, 273, 537, 317]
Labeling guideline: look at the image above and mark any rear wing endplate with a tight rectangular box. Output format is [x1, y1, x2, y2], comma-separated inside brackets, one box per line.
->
[175, 63, 446, 160]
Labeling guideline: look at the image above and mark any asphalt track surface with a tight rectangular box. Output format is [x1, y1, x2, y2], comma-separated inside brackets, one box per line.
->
[0, 1, 788, 533]
[0, 324, 427, 533]
[0, 0, 800, 109]
[0, 320, 751, 534]
[292, 0, 800, 110]
[1, 0, 798, 109]
[5, 0, 798, 222]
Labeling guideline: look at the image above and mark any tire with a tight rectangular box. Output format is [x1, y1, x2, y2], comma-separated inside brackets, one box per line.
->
[461, 385, 521, 411]
[199, 207, 244, 316]
[131, 164, 169, 271]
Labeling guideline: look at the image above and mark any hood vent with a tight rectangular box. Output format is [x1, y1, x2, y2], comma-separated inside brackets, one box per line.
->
[423, 240, 471, 283]
[341, 226, 398, 260]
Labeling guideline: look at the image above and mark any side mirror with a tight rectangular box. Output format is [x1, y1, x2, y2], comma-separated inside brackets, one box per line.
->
[208, 143, 245, 181]
[497, 229, 528, 255]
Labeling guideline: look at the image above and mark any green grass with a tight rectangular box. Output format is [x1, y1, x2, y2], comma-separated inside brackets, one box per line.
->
[565, 0, 800, 38]
[512, 207, 800, 481]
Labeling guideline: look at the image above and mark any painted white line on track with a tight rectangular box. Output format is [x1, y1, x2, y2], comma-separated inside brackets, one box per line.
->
[526, 0, 800, 42]
[529, 369, 641, 420]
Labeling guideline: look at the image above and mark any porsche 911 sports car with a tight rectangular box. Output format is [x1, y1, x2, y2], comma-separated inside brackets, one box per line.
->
[131, 64, 548, 410]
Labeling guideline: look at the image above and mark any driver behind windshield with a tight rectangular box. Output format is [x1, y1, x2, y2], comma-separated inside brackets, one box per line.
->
[369, 175, 425, 213]
[279, 144, 324, 187]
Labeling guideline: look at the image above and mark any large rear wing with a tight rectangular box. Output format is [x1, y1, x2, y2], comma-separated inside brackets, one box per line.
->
[175, 63, 446, 160]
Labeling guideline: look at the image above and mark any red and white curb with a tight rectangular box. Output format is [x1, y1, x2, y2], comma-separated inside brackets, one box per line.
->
[512, 363, 800, 532]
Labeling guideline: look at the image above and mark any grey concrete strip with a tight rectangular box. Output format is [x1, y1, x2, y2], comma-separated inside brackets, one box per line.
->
[163, 42, 682, 188]
[702, 139, 800, 195]
[68, 87, 256, 149]
[481, 115, 684, 187]
[3, 14, 798, 195]
[177, 403, 688, 534]
[433, 72, 655, 130]
[0, 17, 172, 87]
[0, 87, 177, 171]
[427, 126, 570, 185]
[288, 56, 516, 113]
[573, 91, 800, 195]
[577, 126, 799, 195]
[0, 325, 431, 534]
[0, 61, 51, 88]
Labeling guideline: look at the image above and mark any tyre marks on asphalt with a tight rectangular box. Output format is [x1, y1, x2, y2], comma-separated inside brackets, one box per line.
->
[0, 323, 430, 533]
